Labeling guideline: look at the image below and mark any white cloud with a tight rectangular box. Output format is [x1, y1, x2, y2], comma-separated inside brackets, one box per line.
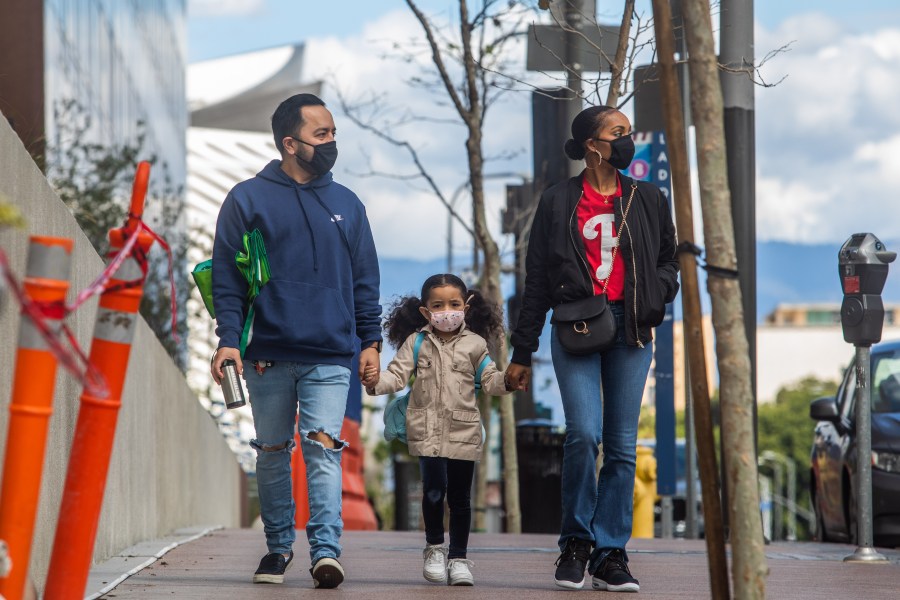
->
[754, 14, 900, 242]
[855, 134, 900, 186]
[753, 134, 900, 244]
[189, 0, 264, 18]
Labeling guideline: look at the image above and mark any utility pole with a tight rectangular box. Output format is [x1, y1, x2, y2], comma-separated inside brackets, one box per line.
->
[720, 0, 757, 421]
[562, 0, 586, 177]
[719, 0, 758, 539]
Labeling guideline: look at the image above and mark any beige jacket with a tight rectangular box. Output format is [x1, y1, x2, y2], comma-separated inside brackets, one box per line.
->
[370, 324, 508, 461]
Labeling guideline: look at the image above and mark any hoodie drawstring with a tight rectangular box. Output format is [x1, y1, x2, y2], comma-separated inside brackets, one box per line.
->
[308, 187, 352, 253]
[293, 186, 319, 271]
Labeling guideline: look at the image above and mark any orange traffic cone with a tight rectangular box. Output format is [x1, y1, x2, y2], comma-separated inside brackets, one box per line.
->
[43, 162, 155, 600]
[0, 236, 74, 600]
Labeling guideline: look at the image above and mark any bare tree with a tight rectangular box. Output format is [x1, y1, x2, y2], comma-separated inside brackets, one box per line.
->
[340, 0, 531, 533]
[681, 1, 768, 597]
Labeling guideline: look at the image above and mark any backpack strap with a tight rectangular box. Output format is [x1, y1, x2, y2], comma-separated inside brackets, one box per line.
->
[475, 355, 492, 392]
[412, 331, 426, 375]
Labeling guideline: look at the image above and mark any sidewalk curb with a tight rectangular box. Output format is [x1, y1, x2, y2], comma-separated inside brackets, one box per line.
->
[84, 525, 223, 599]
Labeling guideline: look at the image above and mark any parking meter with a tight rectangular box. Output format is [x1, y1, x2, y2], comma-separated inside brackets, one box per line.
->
[838, 233, 896, 346]
[838, 233, 894, 563]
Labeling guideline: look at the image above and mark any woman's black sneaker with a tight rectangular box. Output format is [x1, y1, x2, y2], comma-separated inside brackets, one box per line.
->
[554, 538, 592, 589]
[592, 548, 639, 593]
[253, 551, 293, 584]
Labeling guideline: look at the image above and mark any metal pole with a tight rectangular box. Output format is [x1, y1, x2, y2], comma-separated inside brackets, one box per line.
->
[448, 181, 469, 273]
[844, 345, 889, 562]
[447, 205, 453, 273]
[720, 0, 758, 434]
[661, 496, 674, 538]
[564, 0, 584, 178]
[771, 458, 783, 541]
[684, 345, 699, 539]
[785, 456, 797, 541]
[677, 2, 699, 542]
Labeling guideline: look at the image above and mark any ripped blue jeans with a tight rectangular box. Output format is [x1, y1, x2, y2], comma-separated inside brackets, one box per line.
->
[245, 362, 350, 564]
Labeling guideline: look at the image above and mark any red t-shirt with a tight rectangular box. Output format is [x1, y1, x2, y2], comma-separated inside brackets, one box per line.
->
[577, 176, 625, 300]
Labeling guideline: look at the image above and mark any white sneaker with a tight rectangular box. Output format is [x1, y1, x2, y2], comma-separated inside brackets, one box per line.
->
[447, 558, 475, 586]
[422, 544, 447, 583]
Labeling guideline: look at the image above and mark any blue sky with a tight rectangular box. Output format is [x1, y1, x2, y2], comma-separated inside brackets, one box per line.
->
[188, 1, 900, 62]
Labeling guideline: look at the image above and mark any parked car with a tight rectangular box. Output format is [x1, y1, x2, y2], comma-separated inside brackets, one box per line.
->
[809, 339, 900, 547]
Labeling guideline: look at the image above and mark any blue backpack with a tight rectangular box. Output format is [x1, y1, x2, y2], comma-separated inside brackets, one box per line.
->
[383, 331, 491, 445]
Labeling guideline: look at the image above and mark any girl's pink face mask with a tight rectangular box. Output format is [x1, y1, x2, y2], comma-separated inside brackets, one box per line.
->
[428, 310, 465, 333]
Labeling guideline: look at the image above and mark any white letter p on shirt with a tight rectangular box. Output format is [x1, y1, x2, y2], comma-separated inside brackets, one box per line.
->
[583, 213, 617, 281]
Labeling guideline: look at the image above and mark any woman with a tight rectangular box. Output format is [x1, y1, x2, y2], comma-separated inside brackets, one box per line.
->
[506, 106, 679, 592]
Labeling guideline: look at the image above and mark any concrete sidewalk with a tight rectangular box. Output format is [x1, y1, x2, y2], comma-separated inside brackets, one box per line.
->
[93, 529, 900, 599]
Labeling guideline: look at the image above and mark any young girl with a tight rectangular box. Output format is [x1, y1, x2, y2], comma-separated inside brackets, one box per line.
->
[364, 274, 512, 586]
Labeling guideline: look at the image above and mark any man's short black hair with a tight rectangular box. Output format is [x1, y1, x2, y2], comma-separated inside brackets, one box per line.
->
[271, 93, 326, 154]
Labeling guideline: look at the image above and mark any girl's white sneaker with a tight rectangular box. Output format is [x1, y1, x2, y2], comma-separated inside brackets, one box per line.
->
[422, 544, 447, 583]
[447, 558, 475, 586]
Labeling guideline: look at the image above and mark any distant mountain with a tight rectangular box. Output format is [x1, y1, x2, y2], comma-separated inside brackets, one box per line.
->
[757, 240, 900, 320]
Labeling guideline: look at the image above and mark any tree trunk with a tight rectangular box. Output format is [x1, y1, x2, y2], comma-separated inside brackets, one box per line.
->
[650, 0, 729, 597]
[682, 1, 768, 598]
[605, 0, 635, 107]
[459, 0, 521, 535]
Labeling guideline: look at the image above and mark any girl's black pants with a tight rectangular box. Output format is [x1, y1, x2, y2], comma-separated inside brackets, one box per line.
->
[418, 456, 476, 559]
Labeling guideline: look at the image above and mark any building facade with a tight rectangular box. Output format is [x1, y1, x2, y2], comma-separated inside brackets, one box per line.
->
[1, 0, 187, 185]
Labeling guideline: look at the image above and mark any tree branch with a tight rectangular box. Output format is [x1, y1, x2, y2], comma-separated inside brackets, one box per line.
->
[406, 0, 469, 121]
[606, 0, 635, 106]
[335, 88, 476, 238]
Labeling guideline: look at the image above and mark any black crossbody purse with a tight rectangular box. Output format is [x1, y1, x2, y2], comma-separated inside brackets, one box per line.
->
[550, 183, 636, 355]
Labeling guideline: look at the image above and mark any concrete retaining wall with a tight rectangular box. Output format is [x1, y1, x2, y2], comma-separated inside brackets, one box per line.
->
[0, 115, 241, 593]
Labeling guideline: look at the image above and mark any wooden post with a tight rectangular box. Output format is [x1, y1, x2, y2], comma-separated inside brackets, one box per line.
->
[649, 3, 730, 597]
[681, 0, 768, 597]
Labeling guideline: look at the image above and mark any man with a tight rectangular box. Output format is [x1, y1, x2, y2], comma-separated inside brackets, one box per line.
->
[210, 93, 382, 589]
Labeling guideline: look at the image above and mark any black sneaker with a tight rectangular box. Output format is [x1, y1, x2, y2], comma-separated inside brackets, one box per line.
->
[310, 556, 345, 589]
[592, 548, 639, 593]
[253, 551, 293, 584]
[554, 538, 592, 589]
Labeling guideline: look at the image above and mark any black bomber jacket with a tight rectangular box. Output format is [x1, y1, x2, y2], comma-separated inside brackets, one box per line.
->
[510, 173, 680, 366]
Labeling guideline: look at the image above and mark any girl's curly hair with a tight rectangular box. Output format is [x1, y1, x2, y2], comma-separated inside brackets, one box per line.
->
[383, 273, 504, 349]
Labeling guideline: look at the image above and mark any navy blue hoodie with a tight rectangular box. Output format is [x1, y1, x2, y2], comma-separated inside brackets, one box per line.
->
[211, 160, 382, 368]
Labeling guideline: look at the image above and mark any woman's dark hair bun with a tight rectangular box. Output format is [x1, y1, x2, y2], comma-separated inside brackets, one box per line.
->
[566, 105, 615, 162]
[564, 138, 585, 161]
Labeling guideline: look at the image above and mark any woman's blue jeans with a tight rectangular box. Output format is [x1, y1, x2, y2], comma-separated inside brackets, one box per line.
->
[244, 362, 350, 564]
[550, 303, 652, 569]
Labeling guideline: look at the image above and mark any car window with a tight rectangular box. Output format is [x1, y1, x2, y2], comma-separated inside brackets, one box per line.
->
[872, 351, 900, 414]
[838, 358, 857, 418]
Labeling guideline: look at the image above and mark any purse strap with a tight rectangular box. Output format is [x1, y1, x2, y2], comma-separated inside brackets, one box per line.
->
[600, 183, 637, 295]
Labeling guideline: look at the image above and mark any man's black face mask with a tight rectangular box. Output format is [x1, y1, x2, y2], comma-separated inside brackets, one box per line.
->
[291, 137, 338, 176]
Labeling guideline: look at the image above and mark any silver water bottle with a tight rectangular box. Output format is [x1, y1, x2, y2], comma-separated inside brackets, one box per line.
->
[221, 358, 246, 409]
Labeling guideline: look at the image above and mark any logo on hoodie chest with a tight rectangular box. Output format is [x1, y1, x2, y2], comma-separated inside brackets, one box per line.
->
[331, 214, 343, 222]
